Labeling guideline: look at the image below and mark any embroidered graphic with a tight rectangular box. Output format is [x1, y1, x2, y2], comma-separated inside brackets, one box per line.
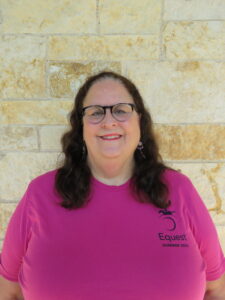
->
[157, 209, 189, 248]
[158, 209, 176, 231]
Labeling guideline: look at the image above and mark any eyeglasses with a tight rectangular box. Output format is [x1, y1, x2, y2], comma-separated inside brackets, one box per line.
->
[82, 103, 137, 124]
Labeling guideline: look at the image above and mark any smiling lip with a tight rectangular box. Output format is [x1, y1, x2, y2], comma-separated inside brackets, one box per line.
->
[99, 134, 122, 141]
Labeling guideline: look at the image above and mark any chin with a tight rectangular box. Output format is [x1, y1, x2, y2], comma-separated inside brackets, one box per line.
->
[98, 148, 123, 157]
[101, 152, 121, 159]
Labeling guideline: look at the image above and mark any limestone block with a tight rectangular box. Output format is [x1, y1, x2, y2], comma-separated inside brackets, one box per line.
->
[0, 35, 46, 98]
[155, 124, 225, 160]
[0, 203, 16, 239]
[163, 21, 225, 59]
[0, 152, 61, 200]
[0, 126, 38, 151]
[48, 36, 159, 60]
[0, 100, 73, 125]
[49, 62, 121, 98]
[99, 0, 161, 34]
[216, 226, 225, 254]
[164, 0, 225, 20]
[39, 126, 68, 151]
[169, 163, 225, 226]
[126, 61, 225, 123]
[0, 0, 96, 34]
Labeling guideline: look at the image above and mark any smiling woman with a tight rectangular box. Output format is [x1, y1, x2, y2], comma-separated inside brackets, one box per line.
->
[82, 79, 141, 180]
[0, 71, 225, 300]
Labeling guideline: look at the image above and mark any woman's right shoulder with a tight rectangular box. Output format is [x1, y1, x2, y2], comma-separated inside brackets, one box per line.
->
[23, 169, 62, 207]
[28, 168, 59, 191]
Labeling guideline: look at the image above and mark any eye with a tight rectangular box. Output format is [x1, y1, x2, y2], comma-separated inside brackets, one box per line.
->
[114, 109, 127, 115]
[91, 110, 104, 116]
[85, 107, 104, 117]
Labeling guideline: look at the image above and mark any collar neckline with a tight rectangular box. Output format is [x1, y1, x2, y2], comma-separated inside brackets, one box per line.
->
[91, 175, 132, 191]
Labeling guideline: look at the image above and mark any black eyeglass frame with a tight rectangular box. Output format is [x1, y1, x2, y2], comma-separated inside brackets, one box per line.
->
[81, 103, 137, 123]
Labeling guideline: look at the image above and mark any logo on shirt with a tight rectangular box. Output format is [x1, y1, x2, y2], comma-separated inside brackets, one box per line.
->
[158, 209, 176, 231]
[157, 209, 189, 248]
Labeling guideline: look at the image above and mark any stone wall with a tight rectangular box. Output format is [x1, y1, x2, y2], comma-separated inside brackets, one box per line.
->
[0, 0, 225, 252]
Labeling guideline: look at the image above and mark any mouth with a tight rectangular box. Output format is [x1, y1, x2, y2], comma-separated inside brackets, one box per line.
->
[99, 134, 122, 141]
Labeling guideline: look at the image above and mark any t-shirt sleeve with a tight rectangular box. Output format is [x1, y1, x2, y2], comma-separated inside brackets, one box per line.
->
[182, 175, 225, 281]
[0, 184, 32, 282]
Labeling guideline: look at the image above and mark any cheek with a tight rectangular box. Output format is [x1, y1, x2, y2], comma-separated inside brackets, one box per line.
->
[126, 119, 141, 138]
[83, 124, 98, 143]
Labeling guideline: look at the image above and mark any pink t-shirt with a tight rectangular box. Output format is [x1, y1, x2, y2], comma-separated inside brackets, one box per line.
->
[0, 169, 225, 300]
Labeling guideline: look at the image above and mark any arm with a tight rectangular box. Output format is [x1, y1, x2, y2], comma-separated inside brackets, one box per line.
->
[204, 274, 225, 300]
[181, 176, 225, 298]
[0, 186, 32, 300]
[0, 276, 24, 300]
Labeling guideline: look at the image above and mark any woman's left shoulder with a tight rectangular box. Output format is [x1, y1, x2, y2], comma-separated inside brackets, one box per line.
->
[162, 167, 192, 188]
[162, 168, 201, 212]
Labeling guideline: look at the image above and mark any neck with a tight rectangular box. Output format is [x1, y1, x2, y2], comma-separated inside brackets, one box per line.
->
[87, 156, 134, 186]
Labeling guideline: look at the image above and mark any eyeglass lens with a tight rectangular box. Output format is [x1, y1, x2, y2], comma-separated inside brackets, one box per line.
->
[84, 103, 134, 124]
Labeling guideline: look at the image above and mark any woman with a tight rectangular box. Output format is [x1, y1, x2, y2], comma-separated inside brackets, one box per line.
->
[0, 71, 225, 300]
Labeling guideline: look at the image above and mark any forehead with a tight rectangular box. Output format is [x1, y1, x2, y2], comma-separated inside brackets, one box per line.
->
[83, 78, 133, 106]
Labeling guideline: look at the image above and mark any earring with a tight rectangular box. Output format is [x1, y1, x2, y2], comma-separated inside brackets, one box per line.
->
[137, 141, 146, 159]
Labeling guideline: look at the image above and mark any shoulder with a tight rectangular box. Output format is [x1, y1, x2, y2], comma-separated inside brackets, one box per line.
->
[163, 168, 204, 210]
[28, 169, 58, 193]
[162, 168, 192, 190]
[23, 169, 61, 207]
[162, 168, 199, 208]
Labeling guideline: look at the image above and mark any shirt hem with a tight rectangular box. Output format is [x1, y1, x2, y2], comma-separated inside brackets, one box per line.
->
[0, 272, 18, 282]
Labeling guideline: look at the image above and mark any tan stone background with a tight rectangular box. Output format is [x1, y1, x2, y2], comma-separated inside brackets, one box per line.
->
[0, 0, 225, 252]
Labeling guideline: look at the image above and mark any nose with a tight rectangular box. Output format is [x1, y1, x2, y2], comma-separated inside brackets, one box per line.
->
[101, 108, 117, 127]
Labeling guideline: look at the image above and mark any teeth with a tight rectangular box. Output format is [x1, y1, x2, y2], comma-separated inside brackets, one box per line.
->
[101, 135, 120, 139]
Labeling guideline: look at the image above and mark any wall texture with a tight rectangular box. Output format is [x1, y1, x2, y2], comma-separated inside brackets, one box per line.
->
[0, 0, 225, 251]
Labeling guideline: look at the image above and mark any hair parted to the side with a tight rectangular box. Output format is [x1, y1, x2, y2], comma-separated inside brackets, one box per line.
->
[55, 71, 171, 209]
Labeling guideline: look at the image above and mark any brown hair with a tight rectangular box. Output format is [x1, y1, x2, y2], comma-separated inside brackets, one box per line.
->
[55, 71, 171, 209]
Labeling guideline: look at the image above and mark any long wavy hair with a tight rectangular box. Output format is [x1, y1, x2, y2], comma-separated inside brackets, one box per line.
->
[55, 71, 171, 209]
